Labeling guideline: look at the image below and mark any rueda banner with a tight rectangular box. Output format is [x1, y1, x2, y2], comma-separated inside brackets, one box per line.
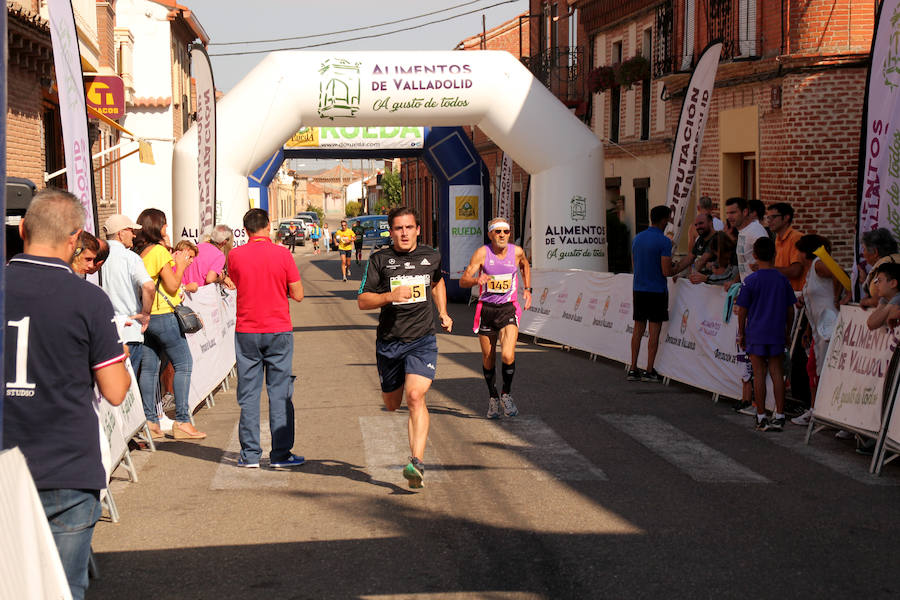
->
[448, 184, 483, 277]
[0, 448, 71, 600]
[183, 285, 237, 413]
[813, 305, 898, 434]
[191, 44, 217, 231]
[285, 126, 424, 150]
[664, 43, 722, 246]
[47, 0, 97, 233]
[855, 0, 900, 296]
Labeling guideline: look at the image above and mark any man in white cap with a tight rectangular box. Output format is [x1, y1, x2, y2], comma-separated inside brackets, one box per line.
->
[460, 217, 532, 419]
[100, 214, 154, 397]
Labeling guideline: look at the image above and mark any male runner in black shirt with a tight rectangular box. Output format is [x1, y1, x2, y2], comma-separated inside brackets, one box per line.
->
[358, 207, 452, 488]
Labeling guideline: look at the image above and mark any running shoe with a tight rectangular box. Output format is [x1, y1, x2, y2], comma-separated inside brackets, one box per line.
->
[342, 276, 347, 282]
[403, 457, 424, 489]
[486, 397, 501, 419]
[767, 417, 785, 432]
[626, 368, 642, 381]
[270, 454, 306, 468]
[236, 457, 259, 468]
[641, 369, 663, 383]
[790, 409, 812, 426]
[738, 403, 758, 416]
[500, 393, 519, 417]
[754, 417, 770, 431]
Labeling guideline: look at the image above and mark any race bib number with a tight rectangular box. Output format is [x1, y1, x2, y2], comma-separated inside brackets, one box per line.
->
[486, 273, 513, 293]
[390, 275, 430, 305]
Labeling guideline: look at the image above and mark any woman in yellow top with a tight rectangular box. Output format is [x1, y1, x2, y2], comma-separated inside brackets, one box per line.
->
[133, 209, 206, 440]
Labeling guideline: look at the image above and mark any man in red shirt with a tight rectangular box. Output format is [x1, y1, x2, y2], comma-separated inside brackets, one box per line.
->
[227, 209, 305, 468]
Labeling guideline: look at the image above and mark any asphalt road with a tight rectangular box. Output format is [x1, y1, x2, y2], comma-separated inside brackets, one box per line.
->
[89, 244, 900, 600]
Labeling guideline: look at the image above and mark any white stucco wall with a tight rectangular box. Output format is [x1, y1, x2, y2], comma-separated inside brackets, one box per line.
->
[116, 0, 176, 223]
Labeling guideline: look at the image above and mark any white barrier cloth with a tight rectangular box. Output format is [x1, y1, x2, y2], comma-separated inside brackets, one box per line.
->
[520, 269, 775, 401]
[655, 279, 744, 398]
[0, 448, 72, 600]
[814, 306, 896, 433]
[184, 285, 237, 412]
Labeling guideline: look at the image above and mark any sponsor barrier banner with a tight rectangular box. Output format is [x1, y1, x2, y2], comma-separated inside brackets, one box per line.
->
[520, 270, 649, 366]
[813, 306, 897, 434]
[520, 270, 776, 404]
[47, 0, 97, 233]
[856, 0, 900, 296]
[655, 279, 744, 398]
[191, 44, 217, 231]
[0, 448, 72, 600]
[448, 184, 483, 278]
[664, 43, 721, 247]
[184, 285, 237, 413]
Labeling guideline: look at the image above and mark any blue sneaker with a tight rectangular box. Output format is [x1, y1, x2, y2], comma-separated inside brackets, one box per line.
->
[236, 457, 259, 468]
[270, 454, 306, 468]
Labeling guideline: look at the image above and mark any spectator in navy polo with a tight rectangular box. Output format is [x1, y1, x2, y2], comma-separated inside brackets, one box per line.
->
[627, 205, 675, 383]
[3, 189, 131, 599]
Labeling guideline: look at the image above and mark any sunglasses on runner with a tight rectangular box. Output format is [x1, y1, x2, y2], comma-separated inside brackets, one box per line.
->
[493, 229, 510, 235]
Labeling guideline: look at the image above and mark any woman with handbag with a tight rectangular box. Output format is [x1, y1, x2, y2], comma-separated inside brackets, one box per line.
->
[133, 208, 206, 440]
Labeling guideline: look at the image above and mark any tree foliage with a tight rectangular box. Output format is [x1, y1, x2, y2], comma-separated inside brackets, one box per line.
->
[345, 201, 362, 217]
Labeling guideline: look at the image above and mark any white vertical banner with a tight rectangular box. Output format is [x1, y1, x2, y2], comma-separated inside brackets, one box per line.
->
[856, 0, 900, 294]
[496, 152, 513, 221]
[191, 44, 217, 230]
[448, 184, 483, 277]
[664, 43, 722, 246]
[47, 0, 96, 233]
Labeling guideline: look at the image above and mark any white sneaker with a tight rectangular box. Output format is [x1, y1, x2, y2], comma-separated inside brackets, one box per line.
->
[500, 393, 519, 417]
[486, 397, 501, 419]
[791, 409, 812, 426]
[738, 403, 757, 416]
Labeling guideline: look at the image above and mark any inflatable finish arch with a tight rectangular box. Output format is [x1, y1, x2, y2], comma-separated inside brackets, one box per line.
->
[173, 51, 606, 270]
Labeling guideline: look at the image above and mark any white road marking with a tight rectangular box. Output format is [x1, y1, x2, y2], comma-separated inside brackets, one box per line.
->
[601, 414, 769, 483]
[210, 420, 290, 490]
[720, 415, 900, 486]
[481, 415, 607, 481]
[359, 416, 448, 483]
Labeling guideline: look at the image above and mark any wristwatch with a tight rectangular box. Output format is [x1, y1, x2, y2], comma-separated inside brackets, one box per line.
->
[524, 287, 533, 292]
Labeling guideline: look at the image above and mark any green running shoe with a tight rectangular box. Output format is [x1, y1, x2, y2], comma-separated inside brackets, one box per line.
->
[403, 457, 424, 489]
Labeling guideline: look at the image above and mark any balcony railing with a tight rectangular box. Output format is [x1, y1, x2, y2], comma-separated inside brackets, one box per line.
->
[522, 46, 586, 106]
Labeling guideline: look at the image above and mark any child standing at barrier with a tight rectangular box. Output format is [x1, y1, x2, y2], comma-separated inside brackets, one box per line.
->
[735, 237, 797, 432]
[866, 262, 900, 330]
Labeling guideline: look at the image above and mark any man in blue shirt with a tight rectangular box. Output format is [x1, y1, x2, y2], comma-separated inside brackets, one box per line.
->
[628, 205, 675, 382]
[3, 190, 131, 599]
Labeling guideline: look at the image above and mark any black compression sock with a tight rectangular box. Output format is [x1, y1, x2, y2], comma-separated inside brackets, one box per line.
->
[501, 361, 516, 395]
[483, 366, 499, 398]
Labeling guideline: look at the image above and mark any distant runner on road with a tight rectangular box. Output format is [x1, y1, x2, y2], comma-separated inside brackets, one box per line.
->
[460, 217, 532, 419]
[336, 220, 356, 281]
[357, 207, 452, 489]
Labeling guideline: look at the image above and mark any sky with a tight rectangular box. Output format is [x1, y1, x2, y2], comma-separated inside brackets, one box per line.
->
[186, 0, 531, 93]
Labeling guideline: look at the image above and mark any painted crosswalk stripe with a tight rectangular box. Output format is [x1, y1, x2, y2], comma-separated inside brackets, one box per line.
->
[359, 416, 448, 483]
[210, 420, 291, 490]
[601, 414, 769, 483]
[720, 415, 900, 486]
[481, 415, 607, 481]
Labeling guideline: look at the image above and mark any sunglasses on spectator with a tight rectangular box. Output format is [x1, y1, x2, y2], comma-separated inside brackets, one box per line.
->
[493, 229, 510, 234]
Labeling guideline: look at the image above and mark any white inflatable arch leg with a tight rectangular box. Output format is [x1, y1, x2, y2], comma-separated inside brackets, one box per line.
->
[173, 50, 605, 270]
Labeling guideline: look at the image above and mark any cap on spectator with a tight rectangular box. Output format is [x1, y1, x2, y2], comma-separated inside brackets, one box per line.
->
[104, 214, 141, 235]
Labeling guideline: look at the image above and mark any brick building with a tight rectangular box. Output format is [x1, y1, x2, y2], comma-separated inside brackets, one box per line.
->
[580, 0, 875, 265]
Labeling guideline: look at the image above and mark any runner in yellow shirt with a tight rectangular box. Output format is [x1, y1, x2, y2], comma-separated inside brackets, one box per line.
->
[336, 220, 356, 281]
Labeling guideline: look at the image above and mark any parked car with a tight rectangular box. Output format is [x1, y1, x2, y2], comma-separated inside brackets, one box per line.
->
[349, 215, 390, 248]
[276, 219, 306, 246]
